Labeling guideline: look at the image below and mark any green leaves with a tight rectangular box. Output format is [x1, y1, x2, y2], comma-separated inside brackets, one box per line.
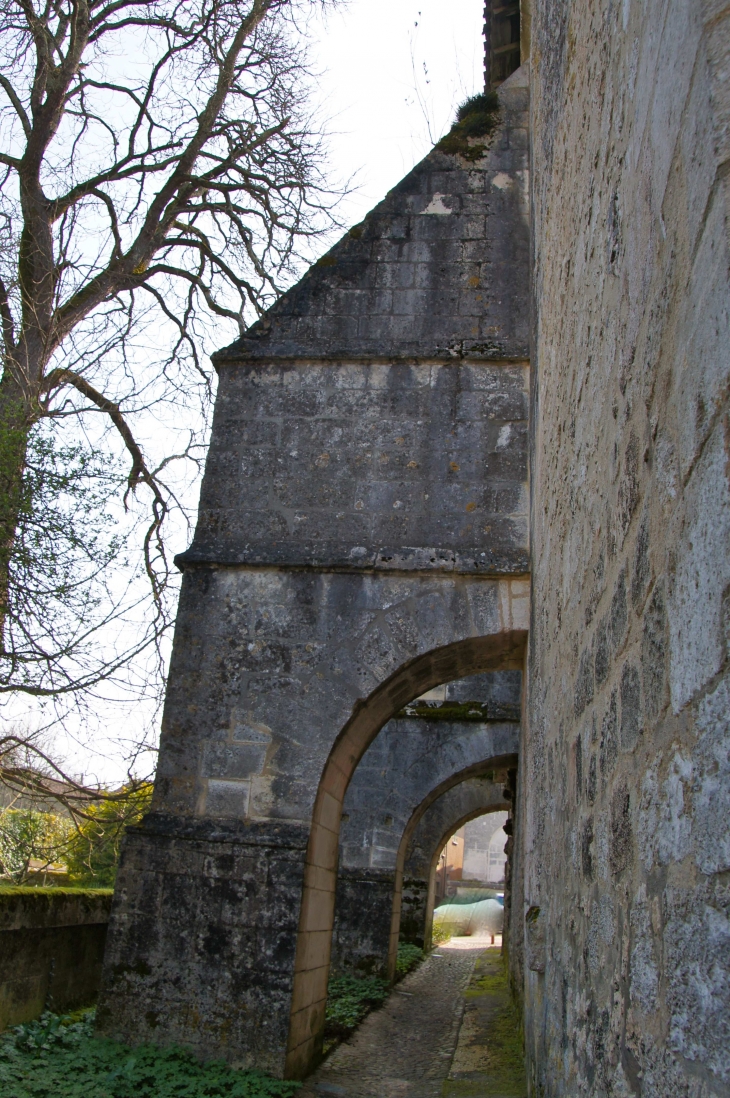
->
[0, 783, 152, 885]
[395, 942, 423, 976]
[0, 1009, 301, 1098]
[0, 807, 71, 882]
[324, 974, 389, 1037]
[64, 783, 153, 887]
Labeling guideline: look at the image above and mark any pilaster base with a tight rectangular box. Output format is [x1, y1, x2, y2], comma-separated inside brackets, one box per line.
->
[96, 813, 309, 1077]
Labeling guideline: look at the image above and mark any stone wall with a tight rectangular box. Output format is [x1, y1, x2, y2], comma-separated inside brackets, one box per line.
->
[523, 0, 730, 1094]
[0, 888, 111, 1030]
[99, 64, 531, 1079]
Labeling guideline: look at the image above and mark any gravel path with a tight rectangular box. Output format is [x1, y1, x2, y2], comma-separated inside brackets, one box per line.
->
[298, 944, 483, 1098]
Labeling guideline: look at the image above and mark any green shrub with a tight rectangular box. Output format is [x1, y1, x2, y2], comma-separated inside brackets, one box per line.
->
[0, 1009, 301, 1097]
[65, 784, 153, 887]
[0, 808, 71, 883]
[431, 922, 452, 945]
[395, 942, 423, 976]
[324, 975, 389, 1038]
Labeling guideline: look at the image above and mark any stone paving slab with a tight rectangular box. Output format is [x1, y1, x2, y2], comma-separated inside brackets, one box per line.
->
[299, 945, 481, 1098]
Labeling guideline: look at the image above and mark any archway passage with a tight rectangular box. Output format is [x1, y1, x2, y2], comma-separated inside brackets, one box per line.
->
[386, 761, 515, 981]
[402, 777, 512, 951]
[286, 629, 525, 1078]
[331, 669, 520, 977]
[430, 811, 509, 942]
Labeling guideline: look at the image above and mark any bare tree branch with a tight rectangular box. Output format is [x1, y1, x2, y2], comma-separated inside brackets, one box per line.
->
[0, 0, 340, 731]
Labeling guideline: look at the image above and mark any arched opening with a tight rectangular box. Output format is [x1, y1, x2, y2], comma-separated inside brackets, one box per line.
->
[331, 669, 520, 978]
[430, 810, 509, 948]
[285, 629, 526, 1078]
[399, 775, 513, 955]
[387, 764, 514, 979]
[434, 810, 509, 901]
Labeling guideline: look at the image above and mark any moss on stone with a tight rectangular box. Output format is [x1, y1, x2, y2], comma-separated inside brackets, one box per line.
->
[437, 92, 501, 162]
[0, 885, 113, 897]
[396, 702, 493, 722]
[443, 950, 526, 1097]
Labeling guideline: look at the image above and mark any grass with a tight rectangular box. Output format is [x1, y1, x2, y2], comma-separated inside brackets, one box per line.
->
[443, 951, 526, 1098]
[0, 885, 114, 897]
[437, 92, 501, 161]
[0, 1009, 301, 1098]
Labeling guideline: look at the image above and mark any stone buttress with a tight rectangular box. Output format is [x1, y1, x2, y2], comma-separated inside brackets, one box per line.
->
[97, 68, 530, 1077]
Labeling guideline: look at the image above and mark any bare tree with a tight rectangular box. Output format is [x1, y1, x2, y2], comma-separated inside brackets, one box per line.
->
[0, 0, 335, 707]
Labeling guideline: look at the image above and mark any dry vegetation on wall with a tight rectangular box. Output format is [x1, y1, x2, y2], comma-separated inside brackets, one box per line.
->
[437, 91, 501, 160]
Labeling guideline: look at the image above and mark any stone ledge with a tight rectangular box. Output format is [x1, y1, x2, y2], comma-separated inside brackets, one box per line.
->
[130, 813, 310, 849]
[0, 887, 113, 931]
[174, 544, 530, 575]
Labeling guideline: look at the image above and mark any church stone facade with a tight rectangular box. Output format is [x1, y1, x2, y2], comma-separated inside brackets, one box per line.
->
[97, 1, 730, 1095]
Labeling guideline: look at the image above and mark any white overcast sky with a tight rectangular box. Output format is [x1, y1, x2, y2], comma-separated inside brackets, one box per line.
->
[40, 1, 486, 786]
[309, 0, 485, 231]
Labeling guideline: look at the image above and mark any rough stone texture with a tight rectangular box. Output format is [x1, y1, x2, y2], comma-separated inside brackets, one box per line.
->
[100, 70, 531, 1078]
[522, 0, 730, 1094]
[330, 725, 515, 976]
[0, 889, 111, 1031]
[97, 816, 309, 1074]
[404, 777, 509, 882]
[149, 570, 526, 826]
[178, 358, 529, 576]
[213, 76, 529, 366]
[340, 715, 518, 872]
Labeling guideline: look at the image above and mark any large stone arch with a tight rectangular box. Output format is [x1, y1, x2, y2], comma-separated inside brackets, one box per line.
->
[98, 66, 530, 1081]
[286, 626, 525, 1077]
[383, 757, 517, 984]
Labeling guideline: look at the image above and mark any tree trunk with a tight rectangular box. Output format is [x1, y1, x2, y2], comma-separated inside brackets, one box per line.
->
[0, 370, 33, 645]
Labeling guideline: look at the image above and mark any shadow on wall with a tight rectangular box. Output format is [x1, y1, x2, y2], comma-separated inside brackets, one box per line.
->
[287, 629, 527, 1078]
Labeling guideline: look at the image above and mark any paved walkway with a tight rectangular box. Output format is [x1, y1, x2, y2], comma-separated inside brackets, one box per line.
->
[299, 942, 526, 1098]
